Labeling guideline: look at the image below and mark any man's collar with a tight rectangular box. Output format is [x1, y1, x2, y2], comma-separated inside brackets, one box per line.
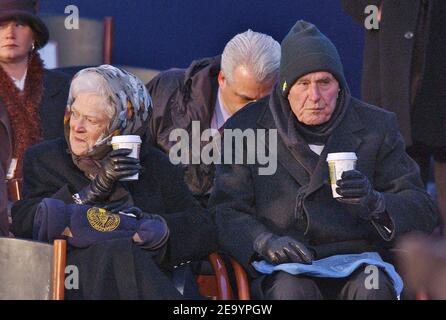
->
[217, 88, 231, 122]
[211, 88, 231, 129]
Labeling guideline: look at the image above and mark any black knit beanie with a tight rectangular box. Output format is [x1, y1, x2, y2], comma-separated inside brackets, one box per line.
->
[280, 20, 347, 97]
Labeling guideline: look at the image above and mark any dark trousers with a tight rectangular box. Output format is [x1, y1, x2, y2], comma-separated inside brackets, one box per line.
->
[251, 266, 396, 300]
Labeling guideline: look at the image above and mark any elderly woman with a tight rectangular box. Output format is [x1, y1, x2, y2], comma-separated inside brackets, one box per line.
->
[11, 65, 217, 299]
[0, 0, 70, 235]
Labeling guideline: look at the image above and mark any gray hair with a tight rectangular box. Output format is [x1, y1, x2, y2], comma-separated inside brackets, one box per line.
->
[69, 71, 116, 121]
[221, 29, 280, 84]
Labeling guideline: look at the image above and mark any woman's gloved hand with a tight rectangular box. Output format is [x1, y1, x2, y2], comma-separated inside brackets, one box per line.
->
[336, 169, 385, 219]
[253, 232, 314, 265]
[75, 148, 141, 204]
[133, 214, 170, 250]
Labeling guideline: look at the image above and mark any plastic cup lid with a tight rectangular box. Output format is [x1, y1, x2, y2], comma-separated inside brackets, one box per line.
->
[326, 152, 357, 162]
[111, 135, 142, 144]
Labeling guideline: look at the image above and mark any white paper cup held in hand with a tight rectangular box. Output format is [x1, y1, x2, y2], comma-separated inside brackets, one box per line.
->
[111, 135, 142, 181]
[326, 152, 357, 198]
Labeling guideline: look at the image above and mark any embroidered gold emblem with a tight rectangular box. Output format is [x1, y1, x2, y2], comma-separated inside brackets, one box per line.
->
[282, 81, 287, 92]
[87, 207, 120, 232]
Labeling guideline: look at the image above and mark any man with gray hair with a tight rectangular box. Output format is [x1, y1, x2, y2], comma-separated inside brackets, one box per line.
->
[146, 29, 280, 207]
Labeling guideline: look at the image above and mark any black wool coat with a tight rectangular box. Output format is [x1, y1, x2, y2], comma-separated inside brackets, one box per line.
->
[11, 138, 218, 269]
[341, 0, 446, 147]
[37, 69, 72, 140]
[209, 92, 438, 275]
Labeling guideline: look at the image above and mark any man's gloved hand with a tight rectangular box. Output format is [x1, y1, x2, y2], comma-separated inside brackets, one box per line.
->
[253, 232, 313, 265]
[336, 169, 385, 218]
[76, 148, 141, 204]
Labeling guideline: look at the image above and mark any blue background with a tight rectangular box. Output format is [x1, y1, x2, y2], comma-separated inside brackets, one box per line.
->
[39, 0, 365, 97]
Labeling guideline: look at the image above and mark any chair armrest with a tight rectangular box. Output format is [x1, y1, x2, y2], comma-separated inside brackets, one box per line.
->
[52, 239, 66, 300]
[230, 258, 250, 300]
[208, 252, 233, 300]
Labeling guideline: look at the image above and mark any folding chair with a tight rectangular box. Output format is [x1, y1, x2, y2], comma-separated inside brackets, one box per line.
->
[0, 238, 66, 300]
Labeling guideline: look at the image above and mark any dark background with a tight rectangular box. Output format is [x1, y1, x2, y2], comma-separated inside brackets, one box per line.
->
[39, 0, 365, 97]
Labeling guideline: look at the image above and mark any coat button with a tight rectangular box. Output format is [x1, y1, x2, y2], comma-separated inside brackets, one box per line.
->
[404, 31, 414, 39]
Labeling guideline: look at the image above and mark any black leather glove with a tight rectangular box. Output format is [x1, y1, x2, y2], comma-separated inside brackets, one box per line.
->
[76, 148, 141, 204]
[336, 169, 385, 218]
[253, 232, 313, 265]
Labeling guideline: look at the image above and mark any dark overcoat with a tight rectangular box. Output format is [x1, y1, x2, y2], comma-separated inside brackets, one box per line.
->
[341, 0, 446, 147]
[0, 96, 10, 236]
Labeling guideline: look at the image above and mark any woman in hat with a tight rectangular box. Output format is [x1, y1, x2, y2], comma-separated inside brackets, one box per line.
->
[11, 65, 217, 299]
[0, 0, 70, 235]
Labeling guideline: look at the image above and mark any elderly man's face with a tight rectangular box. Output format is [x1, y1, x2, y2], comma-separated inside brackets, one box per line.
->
[0, 20, 34, 65]
[69, 93, 110, 156]
[288, 71, 339, 125]
[218, 65, 275, 116]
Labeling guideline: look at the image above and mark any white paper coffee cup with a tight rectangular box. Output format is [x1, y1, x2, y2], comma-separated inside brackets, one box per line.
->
[111, 135, 142, 181]
[326, 152, 357, 198]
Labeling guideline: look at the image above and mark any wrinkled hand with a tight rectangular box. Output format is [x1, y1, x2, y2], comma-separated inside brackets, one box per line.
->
[254, 232, 313, 265]
[77, 148, 141, 204]
[336, 169, 385, 218]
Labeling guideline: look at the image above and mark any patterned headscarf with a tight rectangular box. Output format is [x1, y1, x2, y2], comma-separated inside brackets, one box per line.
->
[64, 64, 152, 163]
[63, 65, 152, 212]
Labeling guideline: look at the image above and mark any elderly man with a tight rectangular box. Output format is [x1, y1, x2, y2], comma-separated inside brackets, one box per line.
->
[147, 29, 280, 207]
[209, 20, 438, 300]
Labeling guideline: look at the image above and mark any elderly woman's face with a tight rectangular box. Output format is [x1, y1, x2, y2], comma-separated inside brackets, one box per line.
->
[288, 71, 339, 126]
[0, 20, 34, 65]
[69, 93, 110, 156]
